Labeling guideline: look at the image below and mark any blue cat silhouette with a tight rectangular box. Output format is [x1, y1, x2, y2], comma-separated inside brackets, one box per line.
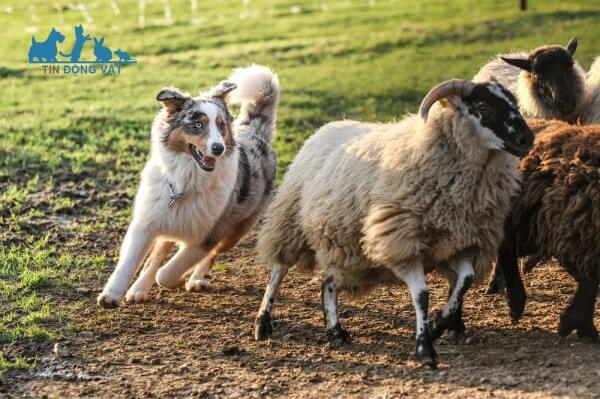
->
[29, 27, 65, 63]
[60, 25, 90, 62]
[93, 37, 112, 62]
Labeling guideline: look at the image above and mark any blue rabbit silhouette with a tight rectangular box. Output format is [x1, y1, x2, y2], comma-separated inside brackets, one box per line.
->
[93, 37, 112, 62]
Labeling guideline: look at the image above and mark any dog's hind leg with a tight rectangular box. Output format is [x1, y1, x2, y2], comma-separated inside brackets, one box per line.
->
[185, 216, 257, 292]
[126, 240, 175, 303]
[156, 245, 206, 289]
[97, 222, 156, 308]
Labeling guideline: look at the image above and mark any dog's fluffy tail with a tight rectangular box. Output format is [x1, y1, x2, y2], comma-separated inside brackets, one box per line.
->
[228, 64, 280, 143]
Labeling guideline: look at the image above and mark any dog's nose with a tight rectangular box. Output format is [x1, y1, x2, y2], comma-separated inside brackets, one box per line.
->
[211, 143, 225, 156]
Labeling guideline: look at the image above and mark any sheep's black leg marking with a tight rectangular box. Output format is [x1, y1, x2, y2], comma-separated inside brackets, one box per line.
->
[254, 263, 288, 341]
[395, 264, 437, 368]
[444, 301, 467, 344]
[558, 276, 599, 341]
[499, 246, 527, 322]
[321, 276, 350, 347]
[485, 264, 506, 295]
[414, 290, 437, 368]
[432, 260, 474, 342]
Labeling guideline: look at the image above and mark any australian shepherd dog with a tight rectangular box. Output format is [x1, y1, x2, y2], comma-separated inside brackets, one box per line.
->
[98, 65, 279, 308]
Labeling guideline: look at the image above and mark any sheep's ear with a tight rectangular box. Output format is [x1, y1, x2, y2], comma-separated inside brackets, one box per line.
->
[501, 56, 532, 72]
[156, 87, 190, 115]
[211, 80, 237, 101]
[566, 37, 577, 56]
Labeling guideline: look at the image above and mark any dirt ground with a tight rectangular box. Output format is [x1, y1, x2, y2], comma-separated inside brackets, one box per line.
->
[3, 230, 600, 399]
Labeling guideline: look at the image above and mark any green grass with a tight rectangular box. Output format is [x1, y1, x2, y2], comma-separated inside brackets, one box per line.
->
[1, 0, 599, 379]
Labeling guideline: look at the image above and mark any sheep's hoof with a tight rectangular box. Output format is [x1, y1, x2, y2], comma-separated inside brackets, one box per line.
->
[326, 323, 351, 348]
[416, 345, 438, 369]
[559, 313, 598, 342]
[431, 311, 465, 343]
[416, 323, 438, 368]
[485, 275, 505, 295]
[576, 324, 599, 342]
[446, 328, 466, 345]
[508, 291, 526, 323]
[254, 312, 272, 341]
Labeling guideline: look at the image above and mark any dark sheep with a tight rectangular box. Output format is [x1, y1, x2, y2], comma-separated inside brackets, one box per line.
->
[496, 119, 600, 340]
[474, 38, 589, 123]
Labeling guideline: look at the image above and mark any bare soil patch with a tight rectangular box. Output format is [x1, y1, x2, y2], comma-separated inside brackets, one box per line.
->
[4, 231, 600, 398]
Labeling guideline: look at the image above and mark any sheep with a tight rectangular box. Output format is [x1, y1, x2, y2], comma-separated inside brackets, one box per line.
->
[252, 79, 534, 368]
[582, 57, 600, 125]
[473, 38, 589, 122]
[491, 119, 600, 341]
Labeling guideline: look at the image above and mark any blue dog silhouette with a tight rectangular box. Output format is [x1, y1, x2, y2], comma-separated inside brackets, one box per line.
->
[29, 27, 65, 63]
[60, 25, 90, 62]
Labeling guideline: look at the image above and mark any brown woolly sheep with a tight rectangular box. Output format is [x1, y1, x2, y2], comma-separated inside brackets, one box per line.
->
[474, 38, 589, 123]
[495, 119, 600, 340]
[253, 79, 534, 368]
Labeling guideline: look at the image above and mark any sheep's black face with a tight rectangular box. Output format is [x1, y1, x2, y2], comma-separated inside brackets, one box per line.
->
[463, 83, 534, 157]
[530, 49, 577, 115]
[501, 39, 579, 117]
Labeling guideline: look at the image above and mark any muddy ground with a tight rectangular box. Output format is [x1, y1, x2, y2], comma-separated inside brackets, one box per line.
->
[3, 230, 600, 398]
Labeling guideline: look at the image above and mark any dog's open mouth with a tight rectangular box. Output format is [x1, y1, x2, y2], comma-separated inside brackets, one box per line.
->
[189, 144, 216, 172]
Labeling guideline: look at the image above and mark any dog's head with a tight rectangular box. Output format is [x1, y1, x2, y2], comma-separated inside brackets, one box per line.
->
[156, 82, 237, 172]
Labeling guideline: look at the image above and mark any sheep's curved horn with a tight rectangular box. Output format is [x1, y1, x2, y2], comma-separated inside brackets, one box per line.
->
[419, 79, 476, 122]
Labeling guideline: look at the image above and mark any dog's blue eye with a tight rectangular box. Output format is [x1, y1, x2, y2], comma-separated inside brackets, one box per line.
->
[194, 122, 203, 129]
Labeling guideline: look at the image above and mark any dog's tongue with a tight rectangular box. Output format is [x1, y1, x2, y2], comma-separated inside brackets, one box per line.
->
[202, 156, 216, 169]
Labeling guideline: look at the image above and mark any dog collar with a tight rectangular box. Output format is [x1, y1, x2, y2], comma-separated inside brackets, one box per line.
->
[164, 177, 184, 208]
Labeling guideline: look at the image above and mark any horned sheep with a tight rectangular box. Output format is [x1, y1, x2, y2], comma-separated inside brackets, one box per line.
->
[474, 38, 589, 122]
[253, 79, 534, 368]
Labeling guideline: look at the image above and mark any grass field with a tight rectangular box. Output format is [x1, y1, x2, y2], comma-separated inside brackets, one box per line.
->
[1, 0, 600, 395]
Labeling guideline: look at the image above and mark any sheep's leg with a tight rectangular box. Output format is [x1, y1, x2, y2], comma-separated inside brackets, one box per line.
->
[498, 246, 527, 322]
[322, 276, 351, 347]
[558, 276, 599, 341]
[431, 259, 474, 341]
[394, 263, 437, 368]
[485, 263, 506, 294]
[254, 263, 289, 340]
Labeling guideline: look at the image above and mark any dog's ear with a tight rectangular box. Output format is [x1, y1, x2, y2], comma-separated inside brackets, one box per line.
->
[156, 87, 190, 115]
[211, 80, 237, 102]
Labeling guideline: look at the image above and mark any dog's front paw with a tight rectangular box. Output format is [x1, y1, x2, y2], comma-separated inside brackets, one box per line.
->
[97, 291, 122, 309]
[185, 278, 211, 292]
[125, 290, 151, 303]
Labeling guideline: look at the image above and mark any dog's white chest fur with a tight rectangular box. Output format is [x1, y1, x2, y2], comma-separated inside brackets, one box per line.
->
[133, 148, 239, 245]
